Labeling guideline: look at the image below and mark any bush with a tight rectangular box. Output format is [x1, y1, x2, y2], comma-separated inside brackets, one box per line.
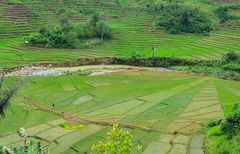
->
[207, 120, 222, 128]
[26, 12, 112, 49]
[26, 23, 79, 48]
[205, 105, 240, 154]
[221, 105, 240, 138]
[222, 63, 240, 72]
[215, 143, 231, 154]
[215, 6, 232, 22]
[91, 123, 142, 154]
[223, 51, 239, 62]
[153, 1, 217, 34]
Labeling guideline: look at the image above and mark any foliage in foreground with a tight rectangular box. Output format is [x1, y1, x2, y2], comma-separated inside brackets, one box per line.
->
[205, 104, 240, 154]
[91, 123, 142, 154]
[0, 71, 23, 118]
[26, 12, 112, 49]
[0, 128, 45, 154]
[221, 104, 240, 138]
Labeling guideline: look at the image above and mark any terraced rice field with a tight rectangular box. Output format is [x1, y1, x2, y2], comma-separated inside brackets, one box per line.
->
[1, 68, 240, 153]
[0, 0, 240, 68]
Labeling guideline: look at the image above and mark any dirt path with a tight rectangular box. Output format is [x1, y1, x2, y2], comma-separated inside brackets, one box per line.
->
[25, 97, 153, 132]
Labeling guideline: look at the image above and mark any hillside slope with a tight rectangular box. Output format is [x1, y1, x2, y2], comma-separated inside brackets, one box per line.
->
[0, 0, 239, 68]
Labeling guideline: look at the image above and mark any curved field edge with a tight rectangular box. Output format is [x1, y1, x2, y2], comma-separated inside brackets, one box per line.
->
[0, 0, 240, 68]
[0, 70, 239, 153]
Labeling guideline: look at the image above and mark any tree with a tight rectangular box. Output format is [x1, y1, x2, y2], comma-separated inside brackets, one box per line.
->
[154, 1, 216, 34]
[26, 12, 112, 49]
[95, 20, 111, 40]
[91, 123, 142, 154]
[0, 70, 23, 118]
[90, 12, 101, 28]
[215, 6, 231, 22]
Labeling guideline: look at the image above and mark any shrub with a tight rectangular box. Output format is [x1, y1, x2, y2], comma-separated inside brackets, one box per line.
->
[223, 51, 239, 62]
[222, 63, 240, 72]
[233, 135, 240, 153]
[91, 123, 142, 154]
[26, 12, 112, 49]
[75, 69, 92, 76]
[95, 20, 112, 40]
[153, 1, 217, 34]
[221, 105, 240, 138]
[0, 75, 23, 118]
[215, 6, 232, 22]
[215, 143, 231, 154]
[207, 120, 222, 128]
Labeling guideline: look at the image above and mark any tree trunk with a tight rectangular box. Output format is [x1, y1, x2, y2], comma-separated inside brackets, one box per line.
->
[101, 32, 104, 41]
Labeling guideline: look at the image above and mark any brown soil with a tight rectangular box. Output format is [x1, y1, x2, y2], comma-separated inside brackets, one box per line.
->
[25, 97, 153, 132]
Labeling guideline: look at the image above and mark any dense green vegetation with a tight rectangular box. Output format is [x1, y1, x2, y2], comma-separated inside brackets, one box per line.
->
[145, 0, 240, 34]
[0, 0, 239, 68]
[0, 0, 240, 153]
[92, 123, 142, 154]
[148, 0, 218, 34]
[215, 6, 233, 22]
[172, 51, 240, 81]
[0, 74, 22, 118]
[26, 12, 112, 48]
[205, 105, 240, 154]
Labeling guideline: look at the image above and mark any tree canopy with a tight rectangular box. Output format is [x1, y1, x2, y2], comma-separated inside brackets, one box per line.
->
[26, 12, 112, 49]
[151, 0, 218, 34]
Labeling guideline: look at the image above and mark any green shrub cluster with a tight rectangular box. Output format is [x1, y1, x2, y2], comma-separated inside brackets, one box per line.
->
[26, 12, 112, 48]
[145, 0, 239, 34]
[221, 51, 240, 72]
[147, 0, 218, 34]
[215, 6, 233, 22]
[205, 105, 240, 154]
[173, 51, 240, 81]
[221, 104, 240, 138]
[91, 123, 142, 154]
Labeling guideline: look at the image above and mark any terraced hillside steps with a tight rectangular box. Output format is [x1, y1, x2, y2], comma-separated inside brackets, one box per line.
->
[0, 0, 240, 68]
[143, 134, 205, 154]
[1, 69, 239, 153]
[0, 119, 205, 154]
[82, 78, 208, 130]
[164, 82, 224, 134]
[0, 119, 104, 152]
